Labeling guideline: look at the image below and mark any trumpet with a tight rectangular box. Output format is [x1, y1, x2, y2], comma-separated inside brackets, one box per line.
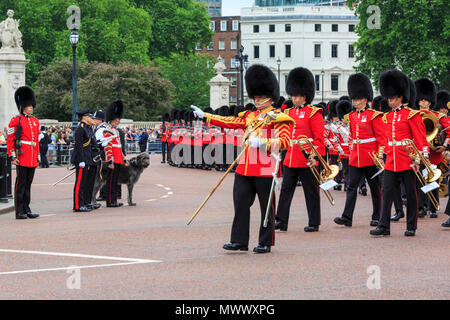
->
[368, 151, 385, 179]
[296, 136, 339, 206]
[401, 139, 441, 211]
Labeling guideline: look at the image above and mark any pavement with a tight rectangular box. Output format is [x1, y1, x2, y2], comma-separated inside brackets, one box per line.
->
[0, 154, 449, 300]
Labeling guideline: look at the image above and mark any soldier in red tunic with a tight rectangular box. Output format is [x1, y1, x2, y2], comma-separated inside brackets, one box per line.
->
[191, 64, 294, 253]
[370, 70, 428, 237]
[274, 67, 325, 233]
[438, 90, 450, 227]
[6, 86, 40, 219]
[334, 73, 386, 228]
[161, 113, 170, 164]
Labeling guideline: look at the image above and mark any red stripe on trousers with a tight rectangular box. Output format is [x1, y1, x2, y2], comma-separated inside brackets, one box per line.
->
[75, 167, 83, 210]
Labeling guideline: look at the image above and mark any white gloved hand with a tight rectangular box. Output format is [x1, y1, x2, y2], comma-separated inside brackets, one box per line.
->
[190, 105, 204, 119]
[79, 162, 86, 168]
[248, 136, 261, 149]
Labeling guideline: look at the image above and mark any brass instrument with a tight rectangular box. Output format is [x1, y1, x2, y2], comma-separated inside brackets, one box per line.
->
[422, 112, 443, 151]
[368, 151, 384, 179]
[297, 136, 339, 206]
[401, 139, 441, 211]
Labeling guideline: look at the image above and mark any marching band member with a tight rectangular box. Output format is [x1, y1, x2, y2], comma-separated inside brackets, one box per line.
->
[334, 73, 386, 228]
[438, 90, 450, 227]
[161, 113, 170, 164]
[191, 64, 294, 254]
[274, 67, 325, 233]
[370, 70, 428, 237]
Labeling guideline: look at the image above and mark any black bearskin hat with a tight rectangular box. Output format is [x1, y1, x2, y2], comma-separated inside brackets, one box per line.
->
[436, 90, 450, 110]
[339, 95, 351, 101]
[379, 70, 410, 103]
[286, 67, 315, 104]
[170, 109, 179, 122]
[407, 78, 417, 109]
[245, 64, 279, 102]
[348, 73, 374, 101]
[281, 99, 293, 111]
[327, 100, 339, 120]
[372, 96, 390, 113]
[273, 96, 285, 109]
[106, 99, 124, 122]
[415, 78, 436, 107]
[245, 103, 256, 112]
[203, 107, 213, 114]
[316, 102, 328, 118]
[162, 112, 170, 123]
[336, 100, 353, 120]
[234, 105, 245, 116]
[14, 86, 36, 112]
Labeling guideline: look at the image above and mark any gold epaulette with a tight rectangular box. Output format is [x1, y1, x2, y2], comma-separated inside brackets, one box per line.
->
[382, 113, 388, 124]
[406, 108, 423, 119]
[343, 114, 350, 123]
[238, 111, 249, 118]
[309, 105, 323, 118]
[371, 110, 384, 120]
[437, 112, 446, 120]
[271, 110, 295, 125]
[283, 107, 293, 115]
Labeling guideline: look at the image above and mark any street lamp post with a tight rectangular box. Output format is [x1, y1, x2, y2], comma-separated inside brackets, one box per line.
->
[235, 35, 249, 106]
[321, 69, 325, 103]
[70, 29, 79, 136]
[277, 57, 281, 95]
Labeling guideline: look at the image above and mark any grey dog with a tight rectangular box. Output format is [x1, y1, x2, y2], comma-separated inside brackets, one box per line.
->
[92, 152, 150, 206]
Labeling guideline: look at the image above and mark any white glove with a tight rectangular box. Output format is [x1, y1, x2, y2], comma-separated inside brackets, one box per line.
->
[190, 105, 204, 119]
[79, 162, 86, 168]
[248, 136, 261, 149]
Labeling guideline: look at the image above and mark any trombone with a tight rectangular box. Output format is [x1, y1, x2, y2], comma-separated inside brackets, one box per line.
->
[296, 136, 339, 206]
[401, 139, 441, 211]
[368, 151, 384, 179]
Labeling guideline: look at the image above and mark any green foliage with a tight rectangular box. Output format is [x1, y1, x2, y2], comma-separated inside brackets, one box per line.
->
[347, 0, 449, 90]
[34, 60, 174, 121]
[155, 53, 216, 110]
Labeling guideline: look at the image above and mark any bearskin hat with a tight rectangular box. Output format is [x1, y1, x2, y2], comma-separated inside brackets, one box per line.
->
[336, 100, 353, 120]
[372, 96, 388, 112]
[178, 110, 186, 122]
[285, 67, 315, 105]
[339, 95, 351, 102]
[170, 109, 179, 122]
[316, 102, 328, 118]
[14, 86, 36, 112]
[245, 103, 256, 112]
[273, 96, 286, 109]
[327, 99, 339, 120]
[234, 105, 245, 116]
[415, 78, 436, 107]
[436, 90, 450, 111]
[218, 105, 229, 116]
[245, 64, 279, 102]
[162, 112, 170, 123]
[379, 70, 410, 103]
[281, 99, 294, 111]
[203, 107, 213, 114]
[407, 78, 417, 109]
[348, 73, 374, 101]
[106, 99, 124, 122]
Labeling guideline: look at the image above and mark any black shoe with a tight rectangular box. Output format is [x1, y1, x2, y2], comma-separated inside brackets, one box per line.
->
[370, 226, 390, 236]
[296, 181, 302, 187]
[275, 220, 288, 231]
[370, 220, 379, 227]
[253, 245, 271, 254]
[96, 197, 106, 202]
[16, 213, 27, 219]
[74, 206, 92, 212]
[418, 209, 425, 218]
[429, 212, 438, 218]
[88, 203, 101, 210]
[26, 212, 39, 219]
[333, 185, 342, 191]
[359, 187, 367, 196]
[334, 216, 352, 227]
[106, 203, 123, 208]
[390, 210, 405, 222]
[223, 243, 248, 251]
[304, 225, 319, 232]
[404, 229, 416, 237]
[442, 218, 450, 228]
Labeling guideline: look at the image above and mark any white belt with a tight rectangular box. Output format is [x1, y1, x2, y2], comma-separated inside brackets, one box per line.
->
[388, 140, 409, 146]
[353, 137, 376, 144]
[112, 144, 122, 148]
[20, 140, 36, 146]
[341, 143, 349, 146]
[290, 138, 313, 146]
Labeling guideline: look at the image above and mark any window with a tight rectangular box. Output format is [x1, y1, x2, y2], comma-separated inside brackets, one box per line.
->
[349, 24, 355, 32]
[348, 44, 354, 58]
[230, 95, 237, 103]
[253, 25, 259, 33]
[269, 24, 275, 32]
[215, 7, 220, 15]
[231, 76, 237, 87]
[232, 20, 239, 31]
[230, 40, 237, 50]
[332, 24, 338, 32]
[315, 24, 321, 32]
[331, 75, 339, 91]
[269, 45, 276, 58]
[209, 21, 215, 31]
[314, 44, 321, 58]
[254, 45, 260, 59]
[331, 44, 338, 58]
[221, 20, 227, 31]
[315, 75, 320, 91]
[195, 43, 201, 51]
[231, 58, 238, 68]
[285, 24, 291, 32]
[207, 42, 213, 50]
[219, 40, 225, 50]
[285, 44, 291, 58]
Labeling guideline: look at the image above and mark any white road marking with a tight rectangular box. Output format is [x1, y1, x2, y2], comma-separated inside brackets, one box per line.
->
[145, 199, 157, 202]
[40, 214, 56, 217]
[160, 195, 169, 199]
[156, 184, 164, 187]
[164, 187, 171, 191]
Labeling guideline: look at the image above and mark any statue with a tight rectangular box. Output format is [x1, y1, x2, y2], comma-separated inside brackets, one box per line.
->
[0, 10, 23, 52]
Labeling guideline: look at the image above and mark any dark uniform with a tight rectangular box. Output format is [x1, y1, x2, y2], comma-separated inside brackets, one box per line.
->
[39, 126, 50, 168]
[72, 109, 95, 212]
[6, 86, 40, 219]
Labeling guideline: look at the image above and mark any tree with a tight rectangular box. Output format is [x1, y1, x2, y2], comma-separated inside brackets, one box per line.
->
[34, 60, 174, 121]
[347, 0, 449, 90]
[155, 53, 216, 110]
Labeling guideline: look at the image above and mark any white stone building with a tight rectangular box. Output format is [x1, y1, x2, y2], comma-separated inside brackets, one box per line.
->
[240, 5, 359, 104]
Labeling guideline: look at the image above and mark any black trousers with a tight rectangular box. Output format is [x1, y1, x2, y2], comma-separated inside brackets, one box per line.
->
[85, 165, 97, 205]
[341, 165, 381, 221]
[231, 174, 275, 247]
[379, 170, 418, 231]
[445, 178, 450, 216]
[14, 166, 36, 216]
[107, 164, 121, 205]
[276, 166, 321, 227]
[40, 146, 49, 168]
[417, 164, 439, 212]
[341, 158, 349, 188]
[73, 165, 91, 210]
[161, 141, 168, 162]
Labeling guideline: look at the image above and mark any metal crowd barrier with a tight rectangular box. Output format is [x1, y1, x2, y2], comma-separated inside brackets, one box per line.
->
[126, 138, 162, 154]
[0, 144, 12, 202]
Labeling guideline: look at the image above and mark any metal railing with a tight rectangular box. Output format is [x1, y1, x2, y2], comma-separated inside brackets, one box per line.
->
[0, 144, 12, 202]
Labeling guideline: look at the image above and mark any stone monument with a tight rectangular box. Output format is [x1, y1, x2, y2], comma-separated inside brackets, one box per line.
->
[0, 10, 29, 130]
[208, 56, 231, 110]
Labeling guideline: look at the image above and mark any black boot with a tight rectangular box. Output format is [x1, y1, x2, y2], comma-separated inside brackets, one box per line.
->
[442, 218, 450, 228]
[253, 244, 271, 254]
[370, 226, 390, 236]
[390, 210, 405, 222]
[223, 243, 248, 251]
[334, 216, 352, 227]
[275, 220, 288, 231]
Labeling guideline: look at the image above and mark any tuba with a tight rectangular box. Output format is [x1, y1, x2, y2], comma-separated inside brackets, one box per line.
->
[422, 112, 441, 151]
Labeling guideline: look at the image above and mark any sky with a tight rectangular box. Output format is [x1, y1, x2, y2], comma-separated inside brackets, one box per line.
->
[222, 0, 254, 16]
